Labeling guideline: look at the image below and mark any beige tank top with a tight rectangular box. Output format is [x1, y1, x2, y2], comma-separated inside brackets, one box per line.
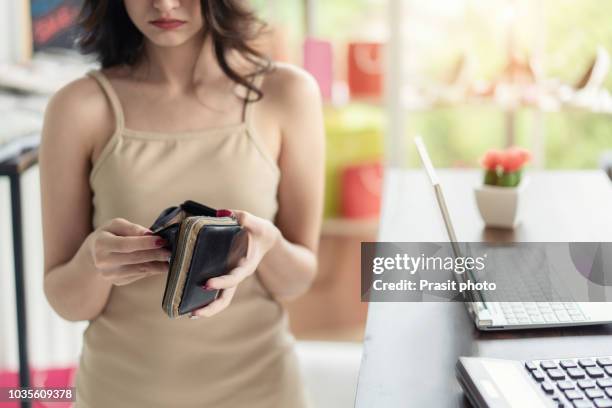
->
[74, 70, 309, 408]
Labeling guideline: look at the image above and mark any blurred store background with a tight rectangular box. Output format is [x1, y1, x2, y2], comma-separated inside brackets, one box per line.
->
[0, 0, 611, 407]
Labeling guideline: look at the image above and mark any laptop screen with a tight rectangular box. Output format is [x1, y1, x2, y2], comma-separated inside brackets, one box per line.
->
[413, 136, 485, 304]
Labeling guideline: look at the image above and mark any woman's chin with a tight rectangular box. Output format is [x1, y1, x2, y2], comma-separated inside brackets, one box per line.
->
[143, 29, 202, 48]
[146, 35, 194, 48]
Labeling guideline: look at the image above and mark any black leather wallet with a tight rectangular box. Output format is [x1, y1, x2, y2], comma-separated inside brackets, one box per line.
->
[150, 200, 248, 318]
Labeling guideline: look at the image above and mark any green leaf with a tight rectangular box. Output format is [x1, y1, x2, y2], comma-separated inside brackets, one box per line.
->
[498, 171, 520, 187]
[484, 169, 498, 186]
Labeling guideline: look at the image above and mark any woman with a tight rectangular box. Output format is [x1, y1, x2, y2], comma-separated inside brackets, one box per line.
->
[38, 0, 324, 407]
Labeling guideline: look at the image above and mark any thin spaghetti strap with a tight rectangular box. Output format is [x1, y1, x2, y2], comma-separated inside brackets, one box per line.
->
[242, 71, 279, 175]
[241, 72, 264, 125]
[86, 70, 126, 187]
[87, 70, 126, 131]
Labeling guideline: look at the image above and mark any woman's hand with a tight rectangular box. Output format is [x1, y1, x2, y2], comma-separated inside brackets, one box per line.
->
[190, 210, 280, 318]
[87, 218, 171, 286]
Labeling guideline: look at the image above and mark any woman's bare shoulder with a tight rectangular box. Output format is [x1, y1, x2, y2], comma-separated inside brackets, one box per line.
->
[44, 74, 114, 143]
[259, 62, 322, 128]
[261, 62, 320, 104]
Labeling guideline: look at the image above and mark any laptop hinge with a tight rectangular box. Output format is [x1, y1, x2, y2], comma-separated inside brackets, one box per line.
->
[470, 302, 493, 327]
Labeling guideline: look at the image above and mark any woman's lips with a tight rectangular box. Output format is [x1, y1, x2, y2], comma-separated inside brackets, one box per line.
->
[150, 19, 186, 30]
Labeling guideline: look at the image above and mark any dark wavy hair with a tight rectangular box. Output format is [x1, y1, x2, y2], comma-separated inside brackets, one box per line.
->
[77, 0, 271, 100]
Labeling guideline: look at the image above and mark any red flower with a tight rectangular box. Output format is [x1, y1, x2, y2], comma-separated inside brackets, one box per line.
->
[480, 149, 503, 171]
[500, 146, 531, 172]
[510, 146, 531, 164]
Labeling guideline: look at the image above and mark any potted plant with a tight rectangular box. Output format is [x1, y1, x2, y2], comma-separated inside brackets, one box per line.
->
[474, 146, 531, 229]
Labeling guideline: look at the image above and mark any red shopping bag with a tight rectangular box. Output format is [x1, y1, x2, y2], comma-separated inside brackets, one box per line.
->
[340, 161, 383, 219]
[347, 42, 384, 100]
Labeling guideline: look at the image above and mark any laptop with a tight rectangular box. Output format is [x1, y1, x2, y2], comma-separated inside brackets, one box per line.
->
[414, 136, 612, 331]
[456, 355, 612, 407]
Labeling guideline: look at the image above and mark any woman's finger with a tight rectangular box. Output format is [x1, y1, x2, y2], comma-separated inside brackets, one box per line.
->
[103, 248, 172, 266]
[233, 210, 266, 236]
[99, 234, 167, 253]
[112, 268, 163, 286]
[231, 210, 248, 225]
[104, 218, 151, 237]
[192, 287, 236, 318]
[111, 275, 143, 286]
[205, 273, 241, 289]
[142, 261, 170, 275]
[206, 256, 258, 289]
[103, 261, 168, 280]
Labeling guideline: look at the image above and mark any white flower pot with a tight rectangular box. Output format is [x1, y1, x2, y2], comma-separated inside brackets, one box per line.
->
[474, 177, 530, 229]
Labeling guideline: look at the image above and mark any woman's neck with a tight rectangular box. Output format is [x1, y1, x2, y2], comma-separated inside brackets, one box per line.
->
[139, 33, 226, 90]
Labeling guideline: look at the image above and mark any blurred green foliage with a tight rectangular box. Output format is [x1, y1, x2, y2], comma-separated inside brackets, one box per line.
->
[404, 108, 612, 169]
[253, 0, 612, 216]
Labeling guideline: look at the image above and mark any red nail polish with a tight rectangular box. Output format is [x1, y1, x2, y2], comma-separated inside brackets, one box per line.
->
[216, 209, 233, 218]
[155, 238, 167, 246]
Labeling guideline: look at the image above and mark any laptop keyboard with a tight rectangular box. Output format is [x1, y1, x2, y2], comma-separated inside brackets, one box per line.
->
[500, 302, 587, 325]
[526, 357, 612, 407]
[486, 246, 574, 303]
[479, 246, 588, 326]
